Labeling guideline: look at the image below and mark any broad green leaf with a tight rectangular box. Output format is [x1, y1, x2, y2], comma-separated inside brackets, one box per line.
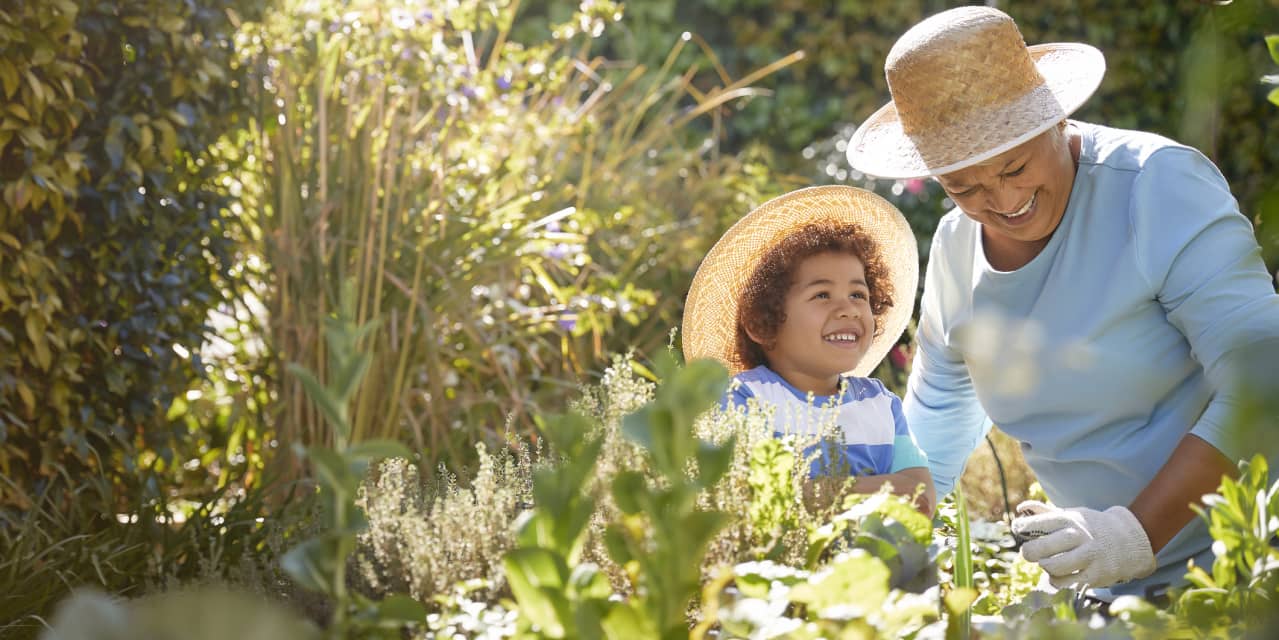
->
[346, 439, 410, 461]
[0, 60, 17, 98]
[305, 446, 355, 495]
[694, 436, 735, 487]
[789, 550, 890, 615]
[370, 594, 428, 624]
[1267, 35, 1279, 65]
[281, 536, 340, 594]
[503, 548, 570, 637]
[286, 363, 350, 440]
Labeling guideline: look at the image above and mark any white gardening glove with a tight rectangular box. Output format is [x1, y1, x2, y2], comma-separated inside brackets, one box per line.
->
[1011, 500, 1157, 589]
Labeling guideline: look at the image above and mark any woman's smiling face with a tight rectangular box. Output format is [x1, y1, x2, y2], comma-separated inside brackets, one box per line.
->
[935, 125, 1078, 258]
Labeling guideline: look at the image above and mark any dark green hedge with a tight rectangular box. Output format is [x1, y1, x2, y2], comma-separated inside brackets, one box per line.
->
[0, 1, 258, 512]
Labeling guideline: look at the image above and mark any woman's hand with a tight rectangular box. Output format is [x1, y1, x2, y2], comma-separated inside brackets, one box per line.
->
[1012, 500, 1156, 588]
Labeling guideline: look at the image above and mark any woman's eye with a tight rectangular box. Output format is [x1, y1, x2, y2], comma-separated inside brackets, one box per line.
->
[1005, 165, 1026, 177]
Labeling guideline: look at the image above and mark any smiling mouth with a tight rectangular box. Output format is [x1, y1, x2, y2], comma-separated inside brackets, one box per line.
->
[1000, 192, 1036, 219]
[823, 332, 860, 344]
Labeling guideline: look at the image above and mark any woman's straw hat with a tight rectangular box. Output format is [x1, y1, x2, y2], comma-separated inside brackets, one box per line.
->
[847, 6, 1105, 179]
[682, 186, 917, 378]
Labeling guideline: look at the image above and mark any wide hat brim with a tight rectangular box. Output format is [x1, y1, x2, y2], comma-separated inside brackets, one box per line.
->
[847, 43, 1105, 179]
[682, 186, 918, 378]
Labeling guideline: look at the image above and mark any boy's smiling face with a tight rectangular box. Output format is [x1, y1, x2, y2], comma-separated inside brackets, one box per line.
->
[750, 251, 875, 395]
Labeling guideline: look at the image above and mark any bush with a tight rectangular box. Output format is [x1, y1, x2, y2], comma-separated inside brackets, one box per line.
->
[0, 0, 261, 512]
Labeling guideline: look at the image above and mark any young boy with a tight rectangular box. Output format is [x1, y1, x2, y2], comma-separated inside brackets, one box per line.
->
[682, 186, 935, 515]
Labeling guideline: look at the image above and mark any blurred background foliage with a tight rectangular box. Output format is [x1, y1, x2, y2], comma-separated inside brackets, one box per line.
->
[515, 0, 1279, 273]
[2, 0, 1277, 634]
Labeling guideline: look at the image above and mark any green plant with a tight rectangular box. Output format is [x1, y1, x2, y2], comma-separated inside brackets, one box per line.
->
[279, 282, 423, 636]
[1173, 454, 1279, 635]
[503, 355, 735, 638]
[0, 0, 262, 516]
[233, 0, 797, 474]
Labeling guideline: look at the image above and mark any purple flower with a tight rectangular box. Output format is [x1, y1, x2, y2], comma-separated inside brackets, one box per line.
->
[462, 86, 477, 99]
[545, 243, 569, 260]
[557, 316, 577, 331]
[496, 76, 512, 91]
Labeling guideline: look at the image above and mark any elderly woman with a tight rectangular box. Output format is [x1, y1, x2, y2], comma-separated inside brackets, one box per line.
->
[847, 6, 1279, 604]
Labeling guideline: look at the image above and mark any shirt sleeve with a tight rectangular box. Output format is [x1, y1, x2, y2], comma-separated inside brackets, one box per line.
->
[1130, 147, 1279, 464]
[888, 390, 929, 472]
[903, 231, 995, 496]
[720, 375, 755, 411]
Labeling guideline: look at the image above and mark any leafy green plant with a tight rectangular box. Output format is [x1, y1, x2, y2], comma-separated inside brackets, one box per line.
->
[602, 356, 736, 638]
[707, 489, 945, 639]
[1173, 454, 1279, 635]
[503, 355, 734, 638]
[0, 0, 262, 519]
[1261, 35, 1279, 106]
[279, 282, 423, 636]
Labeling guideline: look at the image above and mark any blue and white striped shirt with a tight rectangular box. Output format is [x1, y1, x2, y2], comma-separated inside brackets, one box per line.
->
[725, 365, 928, 478]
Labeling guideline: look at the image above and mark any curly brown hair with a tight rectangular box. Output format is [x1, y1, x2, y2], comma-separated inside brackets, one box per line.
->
[734, 222, 894, 370]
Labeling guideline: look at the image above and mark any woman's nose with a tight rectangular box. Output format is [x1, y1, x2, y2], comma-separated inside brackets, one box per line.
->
[987, 186, 1029, 214]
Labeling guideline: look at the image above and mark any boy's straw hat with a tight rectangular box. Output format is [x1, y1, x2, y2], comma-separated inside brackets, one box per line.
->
[847, 6, 1105, 179]
[682, 186, 917, 378]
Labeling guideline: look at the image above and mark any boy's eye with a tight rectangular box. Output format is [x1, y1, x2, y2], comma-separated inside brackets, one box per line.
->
[851, 292, 867, 300]
[813, 292, 830, 300]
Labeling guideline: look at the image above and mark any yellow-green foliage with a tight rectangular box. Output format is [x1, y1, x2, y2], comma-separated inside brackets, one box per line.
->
[232, 0, 795, 468]
[0, 1, 260, 510]
[567, 0, 1279, 269]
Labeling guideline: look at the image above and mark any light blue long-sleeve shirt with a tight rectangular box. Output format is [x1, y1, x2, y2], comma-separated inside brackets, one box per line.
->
[904, 121, 1279, 598]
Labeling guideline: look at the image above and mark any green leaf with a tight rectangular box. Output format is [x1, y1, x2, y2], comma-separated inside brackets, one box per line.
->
[567, 563, 613, 601]
[281, 536, 340, 594]
[371, 594, 428, 624]
[1268, 87, 1279, 108]
[789, 550, 891, 615]
[503, 548, 570, 637]
[601, 601, 659, 640]
[286, 363, 350, 440]
[305, 446, 356, 496]
[0, 60, 18, 98]
[346, 439, 411, 461]
[1266, 35, 1279, 65]
[694, 437, 735, 487]
[611, 471, 647, 515]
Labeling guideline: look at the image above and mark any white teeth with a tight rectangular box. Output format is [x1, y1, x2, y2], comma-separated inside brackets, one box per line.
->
[1003, 193, 1036, 218]
[824, 333, 858, 342]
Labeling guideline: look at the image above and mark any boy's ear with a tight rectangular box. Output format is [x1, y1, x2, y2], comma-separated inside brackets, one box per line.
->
[741, 321, 771, 350]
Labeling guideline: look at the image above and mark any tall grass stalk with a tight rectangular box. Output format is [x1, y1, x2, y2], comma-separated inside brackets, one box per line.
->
[236, 0, 800, 467]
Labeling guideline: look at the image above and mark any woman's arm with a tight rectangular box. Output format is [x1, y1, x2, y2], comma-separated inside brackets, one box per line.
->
[1129, 434, 1237, 553]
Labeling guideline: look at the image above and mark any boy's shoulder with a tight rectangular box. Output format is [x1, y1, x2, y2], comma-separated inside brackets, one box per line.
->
[840, 374, 897, 401]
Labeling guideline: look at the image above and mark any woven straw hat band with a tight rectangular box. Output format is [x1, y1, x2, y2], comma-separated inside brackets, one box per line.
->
[887, 7, 1050, 167]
